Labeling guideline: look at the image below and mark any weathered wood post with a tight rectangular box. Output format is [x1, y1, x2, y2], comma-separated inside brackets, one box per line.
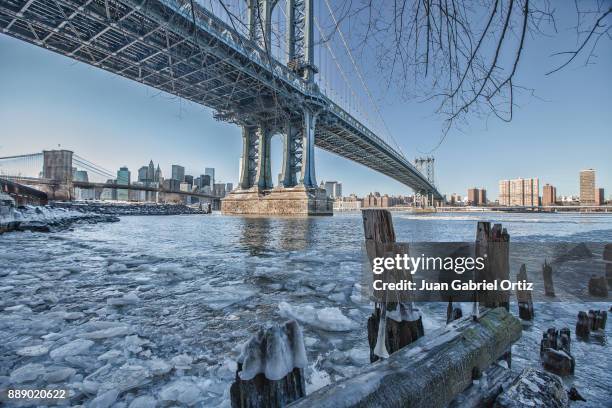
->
[540, 327, 575, 376]
[362, 209, 424, 362]
[605, 243, 612, 287]
[516, 264, 534, 320]
[542, 260, 555, 297]
[230, 320, 307, 408]
[475, 222, 510, 310]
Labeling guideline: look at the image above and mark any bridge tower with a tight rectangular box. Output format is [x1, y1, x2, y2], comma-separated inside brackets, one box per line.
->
[223, 0, 331, 215]
[41, 150, 74, 201]
[414, 157, 436, 208]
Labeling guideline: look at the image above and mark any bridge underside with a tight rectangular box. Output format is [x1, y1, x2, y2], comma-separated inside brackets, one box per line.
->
[0, 0, 443, 213]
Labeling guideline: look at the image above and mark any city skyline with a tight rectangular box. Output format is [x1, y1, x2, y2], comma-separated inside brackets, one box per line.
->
[0, 4, 610, 197]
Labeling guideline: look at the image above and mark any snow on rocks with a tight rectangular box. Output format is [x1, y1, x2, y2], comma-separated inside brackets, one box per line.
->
[279, 302, 358, 332]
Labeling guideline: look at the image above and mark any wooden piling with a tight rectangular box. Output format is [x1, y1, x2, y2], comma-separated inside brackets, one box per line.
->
[542, 260, 555, 297]
[516, 264, 534, 321]
[475, 222, 510, 310]
[362, 209, 424, 362]
[230, 321, 307, 408]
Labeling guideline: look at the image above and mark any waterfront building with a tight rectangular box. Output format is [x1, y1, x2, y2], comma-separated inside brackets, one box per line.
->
[171, 165, 185, 182]
[498, 178, 539, 206]
[595, 188, 605, 206]
[205, 168, 215, 186]
[179, 182, 191, 192]
[226, 182, 233, 193]
[333, 194, 363, 211]
[542, 184, 557, 206]
[467, 188, 486, 206]
[580, 169, 596, 205]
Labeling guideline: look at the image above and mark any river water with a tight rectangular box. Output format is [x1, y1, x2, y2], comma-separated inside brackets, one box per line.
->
[1, 212, 611, 407]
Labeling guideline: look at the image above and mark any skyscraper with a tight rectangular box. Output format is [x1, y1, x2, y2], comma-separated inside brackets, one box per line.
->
[171, 165, 185, 182]
[467, 188, 486, 206]
[137, 166, 149, 183]
[205, 168, 215, 187]
[542, 184, 557, 206]
[580, 169, 595, 205]
[323, 181, 342, 199]
[147, 160, 155, 181]
[116, 166, 131, 201]
[154, 164, 162, 182]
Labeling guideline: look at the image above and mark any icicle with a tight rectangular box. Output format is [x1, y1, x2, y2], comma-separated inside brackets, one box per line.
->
[373, 302, 389, 359]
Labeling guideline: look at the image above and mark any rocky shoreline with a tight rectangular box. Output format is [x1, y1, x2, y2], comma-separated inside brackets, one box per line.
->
[51, 201, 211, 216]
[0, 206, 120, 234]
[0, 202, 210, 234]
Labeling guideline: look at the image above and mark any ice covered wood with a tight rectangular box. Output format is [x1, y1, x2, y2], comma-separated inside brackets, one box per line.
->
[362, 209, 424, 363]
[289, 307, 521, 408]
[493, 368, 569, 408]
[230, 320, 307, 408]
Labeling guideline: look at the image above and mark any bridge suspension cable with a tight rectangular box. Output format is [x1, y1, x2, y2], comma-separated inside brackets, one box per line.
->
[321, 0, 406, 158]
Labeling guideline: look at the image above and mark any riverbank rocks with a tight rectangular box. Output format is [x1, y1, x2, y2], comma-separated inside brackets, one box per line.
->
[493, 368, 569, 408]
[588, 275, 608, 298]
[540, 328, 575, 376]
[0, 205, 119, 234]
[52, 201, 210, 216]
[230, 320, 307, 408]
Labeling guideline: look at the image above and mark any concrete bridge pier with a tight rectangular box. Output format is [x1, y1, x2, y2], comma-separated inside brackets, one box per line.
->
[222, 112, 332, 216]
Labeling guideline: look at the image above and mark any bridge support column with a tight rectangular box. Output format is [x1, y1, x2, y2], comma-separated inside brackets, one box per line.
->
[279, 122, 300, 187]
[300, 109, 317, 188]
[254, 126, 273, 190]
[239, 126, 258, 190]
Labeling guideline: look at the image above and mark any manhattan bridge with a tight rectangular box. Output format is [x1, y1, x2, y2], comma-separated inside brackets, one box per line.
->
[0, 0, 442, 212]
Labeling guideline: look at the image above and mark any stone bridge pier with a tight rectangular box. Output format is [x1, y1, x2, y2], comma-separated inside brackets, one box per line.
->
[40, 149, 74, 201]
[221, 110, 332, 216]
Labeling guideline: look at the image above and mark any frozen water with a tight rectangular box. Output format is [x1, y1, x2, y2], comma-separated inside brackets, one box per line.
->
[128, 396, 157, 408]
[10, 363, 46, 383]
[1, 213, 611, 406]
[90, 389, 119, 408]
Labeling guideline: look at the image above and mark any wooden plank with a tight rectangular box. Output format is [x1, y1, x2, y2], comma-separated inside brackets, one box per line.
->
[289, 308, 522, 408]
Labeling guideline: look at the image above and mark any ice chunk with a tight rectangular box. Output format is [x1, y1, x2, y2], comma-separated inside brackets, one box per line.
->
[98, 349, 122, 362]
[50, 339, 94, 360]
[279, 302, 358, 332]
[78, 325, 131, 339]
[284, 320, 307, 369]
[129, 396, 157, 408]
[147, 358, 172, 376]
[10, 363, 46, 383]
[238, 329, 265, 381]
[107, 292, 140, 306]
[44, 367, 76, 383]
[171, 354, 193, 370]
[16, 344, 49, 357]
[263, 326, 293, 380]
[90, 389, 119, 408]
[159, 380, 202, 406]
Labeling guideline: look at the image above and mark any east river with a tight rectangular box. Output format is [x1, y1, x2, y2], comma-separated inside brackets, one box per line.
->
[1, 212, 611, 406]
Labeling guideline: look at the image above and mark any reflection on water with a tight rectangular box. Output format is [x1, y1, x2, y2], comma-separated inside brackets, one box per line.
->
[0, 211, 611, 407]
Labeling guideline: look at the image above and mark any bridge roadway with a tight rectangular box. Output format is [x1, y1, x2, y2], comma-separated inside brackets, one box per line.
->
[0, 0, 442, 200]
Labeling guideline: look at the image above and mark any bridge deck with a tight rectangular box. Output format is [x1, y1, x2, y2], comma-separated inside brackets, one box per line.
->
[0, 0, 441, 199]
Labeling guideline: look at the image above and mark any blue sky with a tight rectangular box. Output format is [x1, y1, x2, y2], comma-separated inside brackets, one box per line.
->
[0, 3, 610, 199]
